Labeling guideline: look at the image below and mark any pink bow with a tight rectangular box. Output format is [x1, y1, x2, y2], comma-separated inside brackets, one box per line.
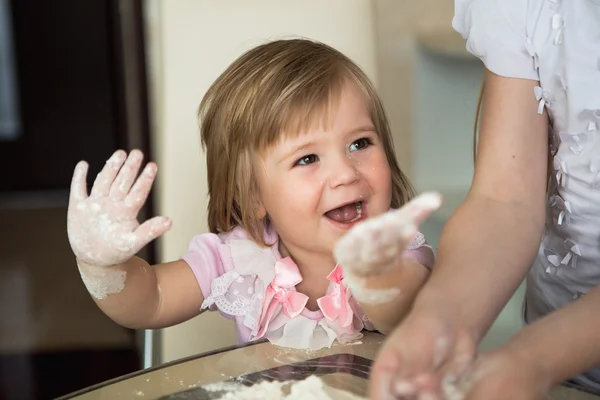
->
[254, 257, 308, 338]
[317, 265, 353, 328]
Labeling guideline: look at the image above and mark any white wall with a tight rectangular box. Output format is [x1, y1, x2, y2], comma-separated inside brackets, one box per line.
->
[145, 0, 380, 364]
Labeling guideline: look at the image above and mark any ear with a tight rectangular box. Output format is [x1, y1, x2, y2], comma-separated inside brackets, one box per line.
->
[249, 171, 267, 220]
[254, 200, 267, 220]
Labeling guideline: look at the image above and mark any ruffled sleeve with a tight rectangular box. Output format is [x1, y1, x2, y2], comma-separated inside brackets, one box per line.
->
[404, 232, 435, 270]
[180, 232, 231, 308]
[453, 0, 539, 81]
[180, 227, 276, 342]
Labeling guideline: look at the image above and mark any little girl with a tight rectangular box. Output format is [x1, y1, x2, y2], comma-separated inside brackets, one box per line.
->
[66, 39, 442, 350]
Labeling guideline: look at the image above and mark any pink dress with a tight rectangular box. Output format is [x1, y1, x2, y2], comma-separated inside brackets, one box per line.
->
[181, 225, 434, 350]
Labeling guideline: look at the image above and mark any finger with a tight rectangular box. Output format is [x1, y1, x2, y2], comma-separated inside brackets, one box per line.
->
[369, 329, 405, 398]
[391, 330, 454, 397]
[423, 353, 480, 400]
[442, 355, 474, 385]
[403, 340, 457, 396]
[69, 161, 89, 204]
[458, 373, 483, 400]
[370, 192, 441, 258]
[451, 378, 476, 400]
[370, 349, 405, 400]
[392, 372, 429, 398]
[409, 346, 474, 400]
[418, 391, 442, 400]
[109, 149, 144, 200]
[125, 162, 157, 211]
[371, 329, 430, 399]
[90, 150, 127, 198]
[350, 194, 439, 265]
[395, 192, 442, 228]
[411, 375, 443, 400]
[134, 216, 172, 246]
[435, 337, 477, 392]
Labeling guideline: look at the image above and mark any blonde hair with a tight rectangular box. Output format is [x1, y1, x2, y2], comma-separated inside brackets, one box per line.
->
[199, 39, 414, 246]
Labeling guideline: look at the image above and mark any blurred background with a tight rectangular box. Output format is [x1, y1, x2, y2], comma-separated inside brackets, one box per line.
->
[0, 0, 524, 399]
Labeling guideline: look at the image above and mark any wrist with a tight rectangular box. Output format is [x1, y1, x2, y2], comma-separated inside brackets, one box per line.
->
[412, 286, 483, 344]
[76, 258, 127, 300]
[344, 271, 401, 305]
[76, 258, 101, 270]
[76, 257, 124, 270]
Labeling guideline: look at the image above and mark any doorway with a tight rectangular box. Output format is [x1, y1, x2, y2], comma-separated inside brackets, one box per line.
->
[0, 0, 154, 398]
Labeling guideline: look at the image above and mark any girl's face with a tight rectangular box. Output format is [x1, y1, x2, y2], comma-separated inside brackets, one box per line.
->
[257, 83, 393, 263]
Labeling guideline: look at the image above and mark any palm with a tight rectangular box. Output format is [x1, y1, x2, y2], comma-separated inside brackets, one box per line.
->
[335, 192, 442, 277]
[67, 150, 171, 267]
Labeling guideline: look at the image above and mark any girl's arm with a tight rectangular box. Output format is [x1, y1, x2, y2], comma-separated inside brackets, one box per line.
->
[78, 258, 204, 329]
[414, 68, 549, 341]
[349, 258, 430, 334]
[336, 193, 440, 334]
[68, 149, 205, 330]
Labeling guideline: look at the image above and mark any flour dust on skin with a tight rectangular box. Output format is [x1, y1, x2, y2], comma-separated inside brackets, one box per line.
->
[393, 339, 472, 400]
[341, 273, 400, 304]
[78, 262, 127, 300]
[334, 192, 442, 304]
[67, 150, 172, 300]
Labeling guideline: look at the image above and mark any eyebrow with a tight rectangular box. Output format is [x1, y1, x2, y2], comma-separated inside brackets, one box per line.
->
[278, 141, 314, 165]
[348, 125, 377, 136]
[277, 125, 377, 165]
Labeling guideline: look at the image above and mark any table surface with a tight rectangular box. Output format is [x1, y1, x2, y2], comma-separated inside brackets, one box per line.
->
[57, 332, 600, 400]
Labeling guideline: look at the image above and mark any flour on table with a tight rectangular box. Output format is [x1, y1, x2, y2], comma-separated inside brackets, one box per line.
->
[287, 376, 365, 400]
[203, 381, 245, 393]
[213, 376, 365, 400]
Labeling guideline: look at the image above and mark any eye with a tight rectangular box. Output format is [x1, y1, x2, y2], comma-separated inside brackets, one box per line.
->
[294, 154, 319, 166]
[349, 137, 373, 152]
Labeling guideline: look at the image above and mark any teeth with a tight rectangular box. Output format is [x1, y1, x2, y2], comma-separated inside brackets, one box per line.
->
[350, 202, 362, 222]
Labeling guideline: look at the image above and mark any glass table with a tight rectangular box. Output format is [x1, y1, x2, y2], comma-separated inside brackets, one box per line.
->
[56, 332, 600, 400]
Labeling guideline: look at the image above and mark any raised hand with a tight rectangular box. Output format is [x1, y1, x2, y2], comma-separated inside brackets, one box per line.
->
[334, 192, 442, 278]
[67, 149, 171, 268]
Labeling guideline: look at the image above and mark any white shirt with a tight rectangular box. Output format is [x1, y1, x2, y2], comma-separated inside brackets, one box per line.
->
[454, 0, 600, 390]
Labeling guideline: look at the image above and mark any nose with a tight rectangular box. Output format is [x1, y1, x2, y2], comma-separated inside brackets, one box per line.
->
[328, 153, 360, 189]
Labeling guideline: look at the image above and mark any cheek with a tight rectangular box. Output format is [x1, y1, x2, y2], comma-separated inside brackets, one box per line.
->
[289, 177, 323, 207]
[264, 173, 324, 217]
[358, 150, 392, 188]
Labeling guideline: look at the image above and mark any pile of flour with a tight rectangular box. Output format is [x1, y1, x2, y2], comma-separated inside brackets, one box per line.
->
[212, 376, 365, 400]
[208, 375, 469, 400]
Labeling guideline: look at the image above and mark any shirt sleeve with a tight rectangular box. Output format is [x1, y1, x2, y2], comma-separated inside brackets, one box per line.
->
[453, 0, 539, 81]
[180, 233, 231, 303]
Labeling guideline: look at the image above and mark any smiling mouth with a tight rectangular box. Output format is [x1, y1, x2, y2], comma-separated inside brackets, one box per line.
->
[324, 201, 363, 224]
